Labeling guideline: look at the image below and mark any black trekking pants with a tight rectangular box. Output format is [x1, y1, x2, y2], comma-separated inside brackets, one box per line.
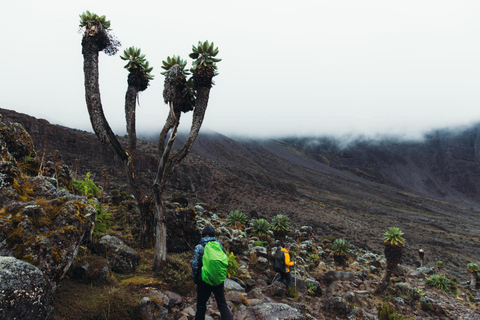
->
[195, 279, 233, 320]
[279, 271, 292, 289]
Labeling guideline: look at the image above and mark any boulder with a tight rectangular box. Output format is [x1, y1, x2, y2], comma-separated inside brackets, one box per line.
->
[322, 296, 352, 317]
[0, 256, 53, 320]
[224, 278, 245, 292]
[241, 302, 307, 320]
[138, 296, 168, 320]
[228, 236, 248, 255]
[165, 208, 200, 253]
[165, 290, 182, 306]
[0, 177, 95, 289]
[93, 235, 139, 274]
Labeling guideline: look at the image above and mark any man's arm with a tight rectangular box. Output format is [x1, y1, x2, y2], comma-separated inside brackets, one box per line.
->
[285, 252, 295, 267]
[191, 244, 204, 283]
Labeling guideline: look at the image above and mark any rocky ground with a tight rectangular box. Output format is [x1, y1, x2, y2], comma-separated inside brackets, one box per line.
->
[1, 109, 480, 319]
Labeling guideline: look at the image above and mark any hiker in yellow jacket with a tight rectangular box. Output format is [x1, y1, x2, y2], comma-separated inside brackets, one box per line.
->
[278, 244, 295, 289]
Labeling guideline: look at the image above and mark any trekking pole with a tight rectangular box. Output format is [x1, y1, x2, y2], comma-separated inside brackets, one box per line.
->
[294, 260, 297, 289]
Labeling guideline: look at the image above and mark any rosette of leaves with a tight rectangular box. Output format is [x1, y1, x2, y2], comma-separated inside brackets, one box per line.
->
[79, 11, 119, 55]
[332, 239, 350, 265]
[227, 252, 239, 278]
[120, 46, 154, 90]
[189, 40, 221, 88]
[384, 227, 405, 246]
[161, 55, 195, 113]
[226, 210, 248, 229]
[467, 263, 479, 288]
[251, 219, 271, 238]
[79, 10, 111, 30]
[271, 214, 290, 234]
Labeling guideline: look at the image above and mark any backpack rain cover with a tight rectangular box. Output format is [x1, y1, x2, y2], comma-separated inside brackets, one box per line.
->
[201, 241, 229, 286]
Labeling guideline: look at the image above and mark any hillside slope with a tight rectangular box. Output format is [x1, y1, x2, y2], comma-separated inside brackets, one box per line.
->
[1, 107, 480, 281]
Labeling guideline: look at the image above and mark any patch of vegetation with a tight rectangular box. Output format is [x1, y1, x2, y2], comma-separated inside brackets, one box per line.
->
[332, 238, 350, 256]
[253, 240, 268, 247]
[72, 172, 100, 198]
[94, 204, 113, 234]
[226, 210, 248, 229]
[250, 218, 270, 237]
[53, 279, 141, 320]
[156, 252, 196, 295]
[377, 302, 404, 320]
[271, 214, 289, 232]
[287, 286, 299, 300]
[227, 252, 239, 278]
[424, 273, 456, 294]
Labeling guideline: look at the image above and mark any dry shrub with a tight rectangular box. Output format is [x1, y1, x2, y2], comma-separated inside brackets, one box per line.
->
[156, 251, 196, 295]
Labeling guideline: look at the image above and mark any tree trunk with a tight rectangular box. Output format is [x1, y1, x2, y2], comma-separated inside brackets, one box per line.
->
[125, 85, 138, 151]
[152, 123, 179, 270]
[471, 273, 477, 289]
[374, 244, 402, 294]
[153, 200, 167, 268]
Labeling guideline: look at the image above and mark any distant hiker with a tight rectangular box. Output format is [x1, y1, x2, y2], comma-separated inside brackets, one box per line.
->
[274, 244, 295, 289]
[192, 225, 232, 320]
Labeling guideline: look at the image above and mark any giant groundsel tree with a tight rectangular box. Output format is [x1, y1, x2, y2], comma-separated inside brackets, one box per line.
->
[79, 11, 221, 270]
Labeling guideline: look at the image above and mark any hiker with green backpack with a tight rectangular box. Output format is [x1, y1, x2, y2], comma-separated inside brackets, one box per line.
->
[191, 225, 232, 320]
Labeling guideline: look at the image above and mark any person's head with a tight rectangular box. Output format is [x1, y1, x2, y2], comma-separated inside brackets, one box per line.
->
[284, 244, 291, 251]
[202, 225, 215, 238]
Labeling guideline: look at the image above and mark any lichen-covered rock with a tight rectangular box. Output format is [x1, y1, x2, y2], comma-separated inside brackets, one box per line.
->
[240, 302, 307, 320]
[227, 236, 248, 255]
[0, 176, 95, 290]
[0, 256, 53, 320]
[93, 235, 139, 273]
[166, 208, 200, 253]
[322, 296, 352, 317]
[0, 118, 36, 161]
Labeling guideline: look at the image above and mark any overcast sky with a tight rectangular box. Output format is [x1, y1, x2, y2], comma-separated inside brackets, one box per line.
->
[2, 1, 480, 139]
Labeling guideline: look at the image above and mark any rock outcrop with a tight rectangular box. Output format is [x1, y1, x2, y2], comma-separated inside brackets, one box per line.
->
[0, 256, 54, 320]
[0, 116, 96, 318]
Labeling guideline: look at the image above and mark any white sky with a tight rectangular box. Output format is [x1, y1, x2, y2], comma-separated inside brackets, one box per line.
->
[1, 0, 480, 139]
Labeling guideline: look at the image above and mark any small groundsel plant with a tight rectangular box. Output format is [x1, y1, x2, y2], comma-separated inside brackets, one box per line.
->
[436, 260, 445, 273]
[72, 172, 100, 198]
[424, 273, 456, 294]
[332, 238, 351, 256]
[384, 227, 405, 246]
[306, 282, 317, 296]
[414, 287, 425, 298]
[467, 262, 479, 273]
[271, 214, 290, 232]
[467, 263, 479, 288]
[94, 204, 113, 234]
[377, 302, 405, 320]
[226, 210, 248, 229]
[227, 252, 239, 278]
[251, 219, 271, 237]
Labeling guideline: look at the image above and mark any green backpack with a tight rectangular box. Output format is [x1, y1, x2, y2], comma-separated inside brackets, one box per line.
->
[201, 241, 229, 286]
